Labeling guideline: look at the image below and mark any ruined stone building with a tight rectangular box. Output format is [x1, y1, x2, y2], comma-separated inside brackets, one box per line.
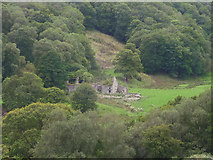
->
[67, 76, 128, 94]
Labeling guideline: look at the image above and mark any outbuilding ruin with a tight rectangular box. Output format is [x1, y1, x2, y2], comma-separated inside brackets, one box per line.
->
[67, 76, 128, 94]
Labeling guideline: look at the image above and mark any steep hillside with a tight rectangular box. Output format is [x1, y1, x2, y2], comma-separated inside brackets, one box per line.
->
[86, 30, 124, 69]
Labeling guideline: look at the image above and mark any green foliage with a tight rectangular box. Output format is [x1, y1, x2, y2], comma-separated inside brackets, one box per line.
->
[7, 25, 37, 62]
[75, 3, 97, 29]
[82, 72, 94, 83]
[17, 62, 36, 76]
[132, 89, 212, 157]
[160, 95, 183, 110]
[93, 3, 132, 42]
[61, 5, 85, 34]
[33, 112, 98, 158]
[129, 27, 209, 77]
[27, 8, 52, 23]
[2, 42, 23, 79]
[45, 5, 85, 34]
[94, 113, 135, 158]
[3, 2, 210, 83]
[32, 38, 55, 64]
[174, 89, 211, 155]
[50, 16, 70, 33]
[94, 3, 116, 36]
[33, 112, 135, 158]
[2, 102, 74, 158]
[113, 43, 143, 81]
[2, 4, 28, 34]
[3, 3, 98, 93]
[126, 3, 210, 77]
[127, 122, 147, 158]
[39, 27, 66, 41]
[39, 87, 68, 104]
[33, 34, 97, 82]
[2, 72, 44, 110]
[2, 3, 211, 158]
[142, 124, 183, 158]
[71, 84, 97, 113]
[36, 50, 69, 89]
[76, 69, 94, 83]
[1, 39, 36, 79]
[113, 3, 132, 42]
[63, 33, 98, 71]
[2, 5, 13, 34]
[125, 43, 140, 55]
[187, 153, 213, 159]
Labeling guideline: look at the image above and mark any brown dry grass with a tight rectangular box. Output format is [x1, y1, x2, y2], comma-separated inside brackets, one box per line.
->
[86, 30, 124, 69]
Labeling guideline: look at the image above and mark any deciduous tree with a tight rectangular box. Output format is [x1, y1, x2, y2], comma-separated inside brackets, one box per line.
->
[36, 50, 69, 89]
[113, 43, 143, 81]
[7, 25, 37, 62]
[2, 103, 74, 158]
[39, 87, 68, 104]
[71, 84, 97, 113]
[3, 72, 44, 110]
[2, 42, 23, 79]
[142, 124, 183, 158]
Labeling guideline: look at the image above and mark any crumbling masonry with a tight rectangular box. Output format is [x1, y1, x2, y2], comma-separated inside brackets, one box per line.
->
[67, 76, 128, 94]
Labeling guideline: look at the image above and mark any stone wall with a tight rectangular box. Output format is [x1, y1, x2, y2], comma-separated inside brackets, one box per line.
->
[102, 85, 112, 94]
[67, 76, 128, 95]
[67, 84, 80, 92]
[117, 85, 128, 94]
[111, 76, 118, 94]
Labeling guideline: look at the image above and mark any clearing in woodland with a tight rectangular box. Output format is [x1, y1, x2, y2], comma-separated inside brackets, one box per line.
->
[86, 30, 124, 69]
[88, 31, 211, 116]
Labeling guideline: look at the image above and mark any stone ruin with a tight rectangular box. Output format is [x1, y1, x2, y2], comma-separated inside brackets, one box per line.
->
[67, 76, 128, 94]
[92, 76, 128, 94]
[67, 76, 143, 111]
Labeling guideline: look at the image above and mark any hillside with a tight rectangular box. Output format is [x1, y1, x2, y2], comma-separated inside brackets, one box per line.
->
[2, 2, 212, 159]
[86, 30, 124, 69]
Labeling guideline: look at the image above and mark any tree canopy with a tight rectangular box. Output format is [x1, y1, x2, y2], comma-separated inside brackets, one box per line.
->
[113, 43, 143, 80]
[33, 112, 135, 158]
[1, 2, 212, 159]
[71, 83, 97, 113]
[2, 102, 75, 158]
[2, 72, 44, 110]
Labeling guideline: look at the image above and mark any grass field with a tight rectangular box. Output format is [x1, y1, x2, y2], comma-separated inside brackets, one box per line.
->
[97, 69, 211, 116]
[97, 102, 136, 117]
[97, 84, 210, 117]
[129, 84, 211, 113]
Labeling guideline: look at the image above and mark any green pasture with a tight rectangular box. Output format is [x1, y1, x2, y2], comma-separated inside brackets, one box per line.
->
[129, 84, 211, 113]
[97, 69, 211, 116]
[97, 84, 210, 116]
[97, 102, 137, 117]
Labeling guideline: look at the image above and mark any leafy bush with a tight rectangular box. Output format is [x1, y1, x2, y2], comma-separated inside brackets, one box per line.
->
[71, 83, 97, 113]
[2, 102, 75, 158]
[2, 72, 44, 110]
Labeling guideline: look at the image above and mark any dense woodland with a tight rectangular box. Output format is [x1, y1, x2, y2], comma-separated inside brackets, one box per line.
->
[1, 2, 212, 158]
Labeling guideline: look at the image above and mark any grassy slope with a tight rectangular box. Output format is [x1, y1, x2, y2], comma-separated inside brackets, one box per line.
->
[86, 30, 124, 69]
[129, 85, 210, 114]
[97, 102, 136, 117]
[97, 75, 211, 116]
[88, 30, 211, 116]
[98, 69, 211, 116]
